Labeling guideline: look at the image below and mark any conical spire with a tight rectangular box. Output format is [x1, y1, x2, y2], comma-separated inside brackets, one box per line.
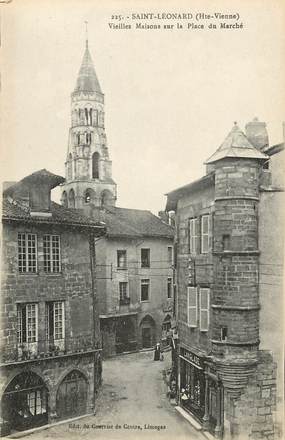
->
[205, 122, 268, 164]
[74, 41, 102, 94]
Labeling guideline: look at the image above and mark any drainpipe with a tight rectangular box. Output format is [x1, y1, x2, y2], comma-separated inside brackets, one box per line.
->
[89, 231, 97, 414]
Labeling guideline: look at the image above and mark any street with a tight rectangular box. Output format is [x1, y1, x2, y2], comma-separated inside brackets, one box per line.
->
[28, 350, 204, 439]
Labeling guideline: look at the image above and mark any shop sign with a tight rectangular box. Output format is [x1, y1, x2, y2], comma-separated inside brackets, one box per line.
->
[180, 347, 202, 368]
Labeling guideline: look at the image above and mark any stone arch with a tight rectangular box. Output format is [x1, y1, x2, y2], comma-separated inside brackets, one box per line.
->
[56, 369, 88, 420]
[1, 370, 49, 431]
[61, 191, 68, 208]
[68, 188, 75, 208]
[100, 189, 114, 207]
[139, 314, 156, 349]
[84, 188, 95, 204]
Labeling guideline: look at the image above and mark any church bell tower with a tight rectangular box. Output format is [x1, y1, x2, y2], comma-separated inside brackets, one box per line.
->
[61, 34, 117, 209]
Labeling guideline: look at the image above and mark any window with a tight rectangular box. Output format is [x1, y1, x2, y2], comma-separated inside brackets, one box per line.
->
[141, 248, 150, 268]
[187, 287, 197, 327]
[43, 235, 61, 273]
[222, 234, 230, 251]
[200, 288, 210, 331]
[201, 215, 210, 253]
[117, 250, 127, 269]
[119, 282, 128, 300]
[167, 246, 173, 265]
[18, 233, 37, 273]
[92, 152, 100, 179]
[189, 218, 198, 254]
[17, 303, 38, 344]
[46, 301, 65, 349]
[167, 277, 173, 299]
[141, 279, 150, 302]
[221, 327, 228, 341]
[27, 390, 47, 415]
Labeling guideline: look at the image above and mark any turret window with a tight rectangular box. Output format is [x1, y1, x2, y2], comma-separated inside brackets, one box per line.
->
[92, 152, 100, 179]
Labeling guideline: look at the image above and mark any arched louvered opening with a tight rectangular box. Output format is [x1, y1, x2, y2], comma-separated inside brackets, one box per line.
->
[84, 188, 95, 204]
[100, 189, 113, 207]
[61, 191, 68, 208]
[68, 189, 75, 208]
[92, 152, 100, 179]
[67, 154, 73, 180]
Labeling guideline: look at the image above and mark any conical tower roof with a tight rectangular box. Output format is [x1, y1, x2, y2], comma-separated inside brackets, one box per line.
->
[74, 41, 102, 94]
[205, 123, 268, 164]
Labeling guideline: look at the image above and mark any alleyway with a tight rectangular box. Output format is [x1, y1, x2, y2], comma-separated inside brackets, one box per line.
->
[28, 350, 204, 440]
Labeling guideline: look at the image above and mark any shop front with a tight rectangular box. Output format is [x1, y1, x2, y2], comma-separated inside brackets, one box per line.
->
[179, 347, 205, 422]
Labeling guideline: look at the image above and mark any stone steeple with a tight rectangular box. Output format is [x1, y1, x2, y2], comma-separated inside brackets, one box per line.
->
[61, 37, 117, 210]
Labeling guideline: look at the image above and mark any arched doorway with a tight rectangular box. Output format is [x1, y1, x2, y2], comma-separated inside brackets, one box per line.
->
[56, 370, 88, 420]
[1, 371, 48, 432]
[115, 317, 136, 354]
[140, 315, 156, 349]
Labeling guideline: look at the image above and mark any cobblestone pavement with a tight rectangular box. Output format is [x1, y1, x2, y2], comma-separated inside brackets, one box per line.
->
[28, 350, 204, 440]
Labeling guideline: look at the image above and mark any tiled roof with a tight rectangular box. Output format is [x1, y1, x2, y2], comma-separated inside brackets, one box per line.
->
[74, 42, 102, 94]
[165, 173, 215, 211]
[103, 206, 174, 239]
[2, 197, 105, 230]
[205, 124, 268, 164]
[3, 169, 65, 196]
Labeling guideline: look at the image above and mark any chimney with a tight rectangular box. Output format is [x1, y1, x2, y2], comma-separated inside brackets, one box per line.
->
[245, 117, 269, 151]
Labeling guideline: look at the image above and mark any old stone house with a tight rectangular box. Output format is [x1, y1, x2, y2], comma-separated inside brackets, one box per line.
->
[60, 39, 174, 357]
[166, 119, 284, 439]
[0, 169, 105, 435]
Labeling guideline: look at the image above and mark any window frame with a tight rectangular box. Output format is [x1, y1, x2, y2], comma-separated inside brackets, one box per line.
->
[199, 288, 210, 332]
[201, 214, 210, 254]
[45, 301, 65, 348]
[43, 234, 61, 273]
[140, 278, 150, 302]
[141, 248, 150, 268]
[117, 250, 127, 269]
[18, 233, 38, 273]
[17, 303, 38, 344]
[187, 287, 198, 328]
[119, 281, 128, 300]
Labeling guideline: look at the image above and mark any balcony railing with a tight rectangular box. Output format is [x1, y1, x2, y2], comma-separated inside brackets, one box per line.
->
[0, 335, 99, 364]
[119, 297, 130, 306]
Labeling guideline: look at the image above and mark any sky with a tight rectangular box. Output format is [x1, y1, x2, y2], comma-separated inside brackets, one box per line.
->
[1, 0, 285, 214]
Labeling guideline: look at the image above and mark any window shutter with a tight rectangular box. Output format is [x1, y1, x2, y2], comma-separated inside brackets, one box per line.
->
[208, 214, 213, 252]
[201, 215, 209, 253]
[197, 217, 201, 254]
[187, 287, 197, 327]
[200, 288, 210, 331]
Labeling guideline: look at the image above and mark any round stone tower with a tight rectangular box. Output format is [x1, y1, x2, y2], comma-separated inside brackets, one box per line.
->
[205, 124, 268, 394]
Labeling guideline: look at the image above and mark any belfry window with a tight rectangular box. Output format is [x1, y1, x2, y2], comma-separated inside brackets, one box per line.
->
[92, 152, 100, 179]
[85, 190, 91, 204]
[89, 109, 93, 126]
[85, 108, 88, 125]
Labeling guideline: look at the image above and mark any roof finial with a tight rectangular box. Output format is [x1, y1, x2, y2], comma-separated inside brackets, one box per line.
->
[84, 20, 88, 48]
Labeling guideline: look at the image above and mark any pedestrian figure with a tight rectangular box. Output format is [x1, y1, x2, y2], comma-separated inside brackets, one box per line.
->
[153, 342, 161, 361]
